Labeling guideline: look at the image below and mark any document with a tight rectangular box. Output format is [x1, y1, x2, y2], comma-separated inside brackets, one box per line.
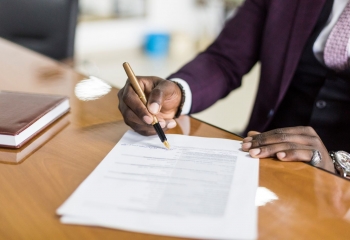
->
[57, 130, 259, 239]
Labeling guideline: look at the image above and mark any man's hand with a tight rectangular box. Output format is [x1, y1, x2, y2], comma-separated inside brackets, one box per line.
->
[118, 76, 182, 136]
[241, 126, 335, 173]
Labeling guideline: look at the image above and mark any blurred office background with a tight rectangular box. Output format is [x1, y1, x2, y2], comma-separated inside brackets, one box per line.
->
[75, 0, 259, 135]
[0, 0, 259, 135]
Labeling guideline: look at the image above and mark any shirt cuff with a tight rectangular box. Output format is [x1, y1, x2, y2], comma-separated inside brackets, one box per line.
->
[170, 78, 192, 115]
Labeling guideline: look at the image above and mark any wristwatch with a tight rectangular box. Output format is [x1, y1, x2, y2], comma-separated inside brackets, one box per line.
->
[329, 151, 350, 179]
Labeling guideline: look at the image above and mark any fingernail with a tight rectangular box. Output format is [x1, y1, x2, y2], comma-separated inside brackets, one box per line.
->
[242, 142, 252, 150]
[249, 148, 261, 157]
[149, 103, 160, 114]
[159, 121, 166, 128]
[143, 115, 153, 125]
[167, 120, 177, 129]
[243, 137, 253, 142]
[277, 152, 286, 159]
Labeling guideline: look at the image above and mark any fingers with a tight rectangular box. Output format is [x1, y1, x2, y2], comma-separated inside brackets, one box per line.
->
[244, 131, 260, 143]
[118, 97, 176, 136]
[152, 117, 177, 129]
[165, 119, 177, 129]
[276, 149, 315, 162]
[250, 126, 317, 138]
[247, 131, 260, 137]
[118, 90, 153, 135]
[243, 133, 318, 150]
[241, 127, 335, 172]
[242, 126, 319, 149]
[119, 82, 153, 124]
[241, 126, 320, 161]
[118, 78, 178, 135]
[247, 142, 313, 161]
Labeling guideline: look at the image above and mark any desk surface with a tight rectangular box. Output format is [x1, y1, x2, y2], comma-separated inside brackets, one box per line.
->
[1, 38, 350, 239]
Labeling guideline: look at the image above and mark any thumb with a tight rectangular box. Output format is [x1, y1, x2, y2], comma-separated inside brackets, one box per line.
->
[147, 80, 182, 116]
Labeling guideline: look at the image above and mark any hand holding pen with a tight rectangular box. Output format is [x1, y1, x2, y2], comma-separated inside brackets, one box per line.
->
[119, 62, 183, 147]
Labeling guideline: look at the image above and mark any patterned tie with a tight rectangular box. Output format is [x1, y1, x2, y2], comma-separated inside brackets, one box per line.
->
[324, 1, 350, 71]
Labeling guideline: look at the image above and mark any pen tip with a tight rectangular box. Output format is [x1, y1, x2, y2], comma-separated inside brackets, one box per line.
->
[163, 141, 170, 149]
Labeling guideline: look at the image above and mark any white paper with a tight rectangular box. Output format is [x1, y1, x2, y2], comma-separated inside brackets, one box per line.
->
[57, 130, 259, 239]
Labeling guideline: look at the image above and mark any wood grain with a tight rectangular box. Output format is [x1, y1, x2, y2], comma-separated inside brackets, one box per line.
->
[1, 38, 350, 239]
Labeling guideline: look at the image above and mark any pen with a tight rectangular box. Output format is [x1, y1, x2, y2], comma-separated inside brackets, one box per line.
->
[122, 62, 170, 149]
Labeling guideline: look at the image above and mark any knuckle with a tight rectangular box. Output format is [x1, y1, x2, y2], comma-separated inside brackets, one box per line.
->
[310, 135, 322, 146]
[118, 101, 126, 113]
[309, 127, 317, 135]
[131, 122, 151, 135]
[124, 121, 132, 128]
[289, 149, 298, 158]
[137, 129, 148, 136]
[117, 88, 123, 98]
[304, 126, 312, 133]
[255, 134, 266, 145]
[123, 117, 132, 127]
[263, 146, 274, 154]
[302, 126, 316, 135]
[151, 87, 163, 99]
[121, 91, 130, 102]
[274, 128, 284, 134]
[286, 142, 297, 150]
[124, 110, 136, 122]
[134, 105, 148, 117]
[310, 135, 318, 141]
[279, 133, 288, 141]
[138, 128, 155, 136]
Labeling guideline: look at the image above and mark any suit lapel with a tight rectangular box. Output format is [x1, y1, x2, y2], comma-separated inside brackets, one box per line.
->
[278, 0, 327, 103]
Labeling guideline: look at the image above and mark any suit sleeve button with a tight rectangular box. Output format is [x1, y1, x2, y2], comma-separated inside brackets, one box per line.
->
[316, 100, 326, 109]
[267, 109, 274, 118]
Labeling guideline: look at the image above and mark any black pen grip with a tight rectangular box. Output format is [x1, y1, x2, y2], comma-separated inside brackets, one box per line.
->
[153, 123, 167, 143]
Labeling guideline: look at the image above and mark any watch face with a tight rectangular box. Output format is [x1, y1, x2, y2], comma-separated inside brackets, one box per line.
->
[335, 151, 350, 171]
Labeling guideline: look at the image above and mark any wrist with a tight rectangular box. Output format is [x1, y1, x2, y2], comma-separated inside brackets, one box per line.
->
[171, 81, 186, 118]
[169, 78, 192, 115]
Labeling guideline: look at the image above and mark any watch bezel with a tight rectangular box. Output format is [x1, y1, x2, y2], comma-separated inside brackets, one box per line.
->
[332, 151, 350, 178]
[334, 151, 350, 170]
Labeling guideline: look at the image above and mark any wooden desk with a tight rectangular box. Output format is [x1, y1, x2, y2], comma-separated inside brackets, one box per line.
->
[1, 38, 350, 239]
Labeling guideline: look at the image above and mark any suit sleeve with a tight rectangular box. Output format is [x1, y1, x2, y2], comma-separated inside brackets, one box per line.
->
[167, 0, 267, 113]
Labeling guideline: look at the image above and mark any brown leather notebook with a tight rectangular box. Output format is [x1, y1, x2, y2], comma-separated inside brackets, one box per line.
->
[0, 91, 70, 148]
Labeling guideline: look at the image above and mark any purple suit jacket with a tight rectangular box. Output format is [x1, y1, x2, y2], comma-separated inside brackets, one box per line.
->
[168, 0, 327, 134]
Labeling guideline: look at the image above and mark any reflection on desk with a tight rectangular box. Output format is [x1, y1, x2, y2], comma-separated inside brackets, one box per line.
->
[0, 115, 69, 164]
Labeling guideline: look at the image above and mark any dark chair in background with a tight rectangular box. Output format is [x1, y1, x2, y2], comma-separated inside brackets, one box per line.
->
[0, 0, 79, 61]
